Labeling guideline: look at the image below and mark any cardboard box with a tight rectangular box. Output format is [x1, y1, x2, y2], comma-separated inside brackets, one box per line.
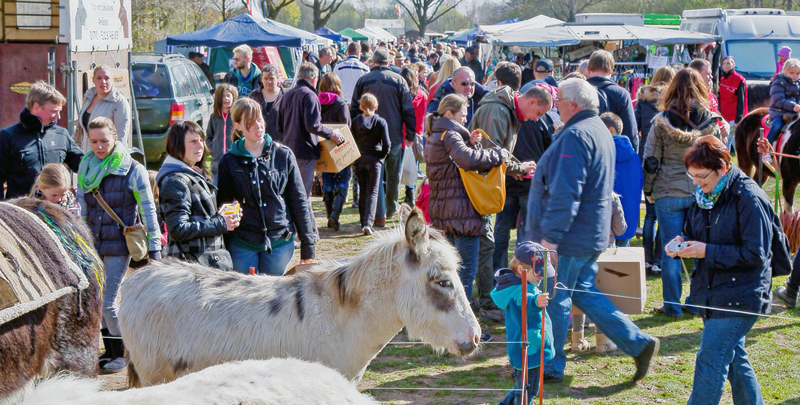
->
[284, 262, 317, 276]
[316, 124, 360, 173]
[572, 247, 646, 315]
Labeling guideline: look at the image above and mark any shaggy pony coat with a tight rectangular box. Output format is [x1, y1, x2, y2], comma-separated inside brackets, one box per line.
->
[119, 208, 481, 387]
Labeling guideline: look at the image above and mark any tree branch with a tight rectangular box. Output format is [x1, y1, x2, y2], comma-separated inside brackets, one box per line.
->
[429, 0, 464, 24]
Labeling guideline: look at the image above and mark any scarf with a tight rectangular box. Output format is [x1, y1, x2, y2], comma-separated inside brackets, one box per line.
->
[77, 141, 131, 191]
[694, 172, 730, 210]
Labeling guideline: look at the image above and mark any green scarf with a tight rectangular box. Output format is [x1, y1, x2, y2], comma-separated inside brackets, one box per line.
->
[77, 141, 131, 192]
[694, 172, 730, 210]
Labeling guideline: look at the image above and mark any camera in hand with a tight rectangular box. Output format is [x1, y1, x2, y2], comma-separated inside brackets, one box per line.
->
[668, 240, 688, 253]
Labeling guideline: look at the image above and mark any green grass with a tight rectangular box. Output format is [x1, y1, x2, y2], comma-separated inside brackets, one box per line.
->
[304, 172, 800, 405]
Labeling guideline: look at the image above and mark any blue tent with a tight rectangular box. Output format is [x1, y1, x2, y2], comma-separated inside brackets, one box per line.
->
[167, 13, 303, 48]
[314, 26, 351, 42]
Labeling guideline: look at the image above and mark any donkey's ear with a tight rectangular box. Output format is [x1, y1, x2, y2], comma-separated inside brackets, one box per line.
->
[397, 203, 413, 225]
[405, 206, 430, 260]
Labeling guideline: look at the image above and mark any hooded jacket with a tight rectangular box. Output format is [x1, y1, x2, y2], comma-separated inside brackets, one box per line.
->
[319, 92, 351, 126]
[350, 66, 416, 145]
[769, 73, 800, 120]
[0, 108, 84, 200]
[427, 78, 490, 126]
[634, 83, 666, 158]
[613, 135, 642, 241]
[276, 79, 335, 161]
[222, 62, 262, 97]
[78, 86, 132, 148]
[156, 156, 231, 270]
[469, 86, 519, 152]
[684, 166, 774, 319]
[526, 110, 615, 256]
[425, 116, 504, 236]
[587, 76, 639, 151]
[352, 113, 391, 161]
[643, 108, 721, 200]
[216, 136, 316, 260]
[491, 268, 554, 370]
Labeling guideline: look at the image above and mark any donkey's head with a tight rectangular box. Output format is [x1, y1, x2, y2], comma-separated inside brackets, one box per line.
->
[393, 207, 481, 357]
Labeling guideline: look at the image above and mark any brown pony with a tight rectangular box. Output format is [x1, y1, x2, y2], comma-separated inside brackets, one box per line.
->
[0, 199, 103, 403]
[735, 108, 800, 208]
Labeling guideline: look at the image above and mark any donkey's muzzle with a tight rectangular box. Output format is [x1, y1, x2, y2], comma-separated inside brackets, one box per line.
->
[459, 338, 478, 355]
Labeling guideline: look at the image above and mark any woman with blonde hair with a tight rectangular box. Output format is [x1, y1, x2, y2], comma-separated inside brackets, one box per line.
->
[643, 68, 721, 318]
[77, 64, 131, 148]
[428, 57, 461, 101]
[216, 98, 315, 275]
[425, 93, 507, 342]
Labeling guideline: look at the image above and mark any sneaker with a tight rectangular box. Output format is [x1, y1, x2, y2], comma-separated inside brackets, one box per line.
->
[479, 308, 505, 322]
[595, 341, 618, 355]
[654, 306, 682, 319]
[650, 265, 661, 276]
[775, 285, 798, 308]
[101, 357, 128, 374]
[480, 333, 492, 342]
[633, 337, 660, 382]
[362, 226, 373, 236]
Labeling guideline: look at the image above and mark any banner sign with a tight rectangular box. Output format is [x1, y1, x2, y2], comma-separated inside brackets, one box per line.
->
[61, 0, 132, 51]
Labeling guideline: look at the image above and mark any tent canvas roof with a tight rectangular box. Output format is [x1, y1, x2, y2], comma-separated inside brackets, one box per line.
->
[166, 13, 304, 48]
[265, 17, 332, 46]
[479, 15, 564, 36]
[359, 26, 396, 42]
[491, 23, 719, 47]
[314, 26, 351, 42]
[339, 28, 369, 41]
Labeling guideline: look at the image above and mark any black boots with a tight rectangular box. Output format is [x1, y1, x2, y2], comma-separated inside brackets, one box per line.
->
[776, 283, 798, 309]
[100, 332, 128, 373]
[327, 189, 346, 231]
[99, 328, 113, 367]
[404, 187, 415, 206]
[323, 191, 334, 219]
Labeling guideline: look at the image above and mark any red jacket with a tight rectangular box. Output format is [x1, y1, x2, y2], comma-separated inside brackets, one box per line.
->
[411, 88, 428, 135]
[719, 70, 748, 123]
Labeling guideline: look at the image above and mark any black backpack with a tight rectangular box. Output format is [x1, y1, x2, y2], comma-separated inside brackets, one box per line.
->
[594, 80, 614, 114]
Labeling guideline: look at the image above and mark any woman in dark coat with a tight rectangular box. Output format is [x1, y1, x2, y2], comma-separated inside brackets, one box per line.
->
[424, 93, 507, 302]
[668, 136, 772, 405]
[318, 72, 351, 231]
[249, 65, 285, 142]
[156, 121, 238, 270]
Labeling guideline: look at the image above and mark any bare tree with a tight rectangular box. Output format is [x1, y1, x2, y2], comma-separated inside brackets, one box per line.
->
[398, 0, 465, 37]
[547, 0, 604, 22]
[265, 0, 297, 19]
[301, 0, 346, 30]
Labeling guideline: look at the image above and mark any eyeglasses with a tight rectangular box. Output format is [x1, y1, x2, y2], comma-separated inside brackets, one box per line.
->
[458, 81, 476, 87]
[686, 170, 714, 180]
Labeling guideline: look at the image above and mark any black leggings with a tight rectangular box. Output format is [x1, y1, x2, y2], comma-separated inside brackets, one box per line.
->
[353, 157, 382, 228]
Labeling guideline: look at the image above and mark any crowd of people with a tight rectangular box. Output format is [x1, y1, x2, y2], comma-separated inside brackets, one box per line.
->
[0, 37, 797, 405]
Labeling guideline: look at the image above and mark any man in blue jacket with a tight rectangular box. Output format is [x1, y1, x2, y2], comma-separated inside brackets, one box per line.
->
[526, 78, 659, 383]
[427, 67, 490, 127]
[586, 50, 639, 152]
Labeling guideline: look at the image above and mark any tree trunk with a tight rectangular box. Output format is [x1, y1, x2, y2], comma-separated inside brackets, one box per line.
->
[419, 19, 428, 38]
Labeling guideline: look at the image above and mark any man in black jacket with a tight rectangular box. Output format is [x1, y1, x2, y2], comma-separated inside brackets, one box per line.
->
[460, 45, 485, 85]
[350, 48, 416, 223]
[0, 81, 83, 199]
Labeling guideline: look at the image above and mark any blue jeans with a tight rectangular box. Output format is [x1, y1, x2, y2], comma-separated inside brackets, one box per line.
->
[543, 254, 653, 379]
[687, 316, 764, 405]
[376, 161, 386, 220]
[615, 238, 631, 247]
[229, 242, 295, 276]
[643, 198, 661, 267]
[654, 196, 693, 317]
[767, 115, 783, 144]
[321, 167, 351, 193]
[447, 234, 480, 300]
[499, 367, 541, 405]
[101, 255, 131, 336]
[494, 195, 529, 271]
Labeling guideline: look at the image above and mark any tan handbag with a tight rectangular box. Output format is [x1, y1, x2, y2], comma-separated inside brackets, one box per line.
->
[91, 189, 149, 261]
[442, 129, 507, 216]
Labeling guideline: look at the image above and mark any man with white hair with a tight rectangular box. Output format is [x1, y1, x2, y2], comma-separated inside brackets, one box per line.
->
[223, 45, 262, 97]
[526, 78, 660, 383]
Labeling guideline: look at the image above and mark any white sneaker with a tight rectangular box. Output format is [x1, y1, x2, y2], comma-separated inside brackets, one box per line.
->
[596, 341, 618, 355]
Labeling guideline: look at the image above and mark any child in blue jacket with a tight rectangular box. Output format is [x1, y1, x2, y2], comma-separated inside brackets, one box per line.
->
[492, 241, 555, 405]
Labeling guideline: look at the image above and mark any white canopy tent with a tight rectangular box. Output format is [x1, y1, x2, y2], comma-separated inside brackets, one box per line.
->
[264, 17, 333, 47]
[479, 15, 564, 36]
[490, 23, 719, 47]
[358, 26, 396, 43]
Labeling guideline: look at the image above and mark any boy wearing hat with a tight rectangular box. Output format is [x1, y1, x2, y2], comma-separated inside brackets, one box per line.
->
[491, 241, 555, 405]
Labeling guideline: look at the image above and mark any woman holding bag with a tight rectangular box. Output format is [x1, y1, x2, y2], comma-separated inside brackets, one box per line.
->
[425, 93, 507, 307]
[156, 121, 238, 270]
[76, 116, 161, 374]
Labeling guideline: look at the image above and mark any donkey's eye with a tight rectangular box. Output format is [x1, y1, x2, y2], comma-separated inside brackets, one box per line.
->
[436, 280, 453, 288]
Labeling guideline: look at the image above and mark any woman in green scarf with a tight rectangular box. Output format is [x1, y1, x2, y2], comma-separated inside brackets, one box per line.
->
[666, 135, 775, 405]
[76, 116, 161, 374]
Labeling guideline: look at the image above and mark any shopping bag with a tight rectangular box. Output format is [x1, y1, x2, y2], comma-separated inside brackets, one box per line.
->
[400, 146, 417, 187]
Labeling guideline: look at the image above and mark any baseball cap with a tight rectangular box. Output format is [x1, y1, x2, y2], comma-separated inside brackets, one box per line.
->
[514, 241, 555, 278]
[535, 59, 554, 72]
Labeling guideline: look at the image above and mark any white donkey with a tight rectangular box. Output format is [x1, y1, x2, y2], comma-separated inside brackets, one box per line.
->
[20, 358, 377, 404]
[119, 207, 481, 387]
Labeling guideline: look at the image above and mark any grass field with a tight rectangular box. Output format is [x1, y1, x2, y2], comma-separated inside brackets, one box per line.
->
[292, 176, 800, 405]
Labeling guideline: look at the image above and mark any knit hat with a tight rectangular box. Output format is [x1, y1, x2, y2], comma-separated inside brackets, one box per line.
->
[514, 241, 555, 278]
[779, 46, 792, 59]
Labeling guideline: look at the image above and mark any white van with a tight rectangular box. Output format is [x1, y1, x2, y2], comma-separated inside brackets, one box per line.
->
[681, 8, 800, 82]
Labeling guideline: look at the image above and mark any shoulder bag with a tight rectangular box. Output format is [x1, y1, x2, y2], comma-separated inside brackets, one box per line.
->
[91, 189, 149, 261]
[443, 129, 507, 216]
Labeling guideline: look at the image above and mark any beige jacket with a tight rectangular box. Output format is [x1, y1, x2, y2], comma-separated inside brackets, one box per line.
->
[77, 87, 132, 148]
